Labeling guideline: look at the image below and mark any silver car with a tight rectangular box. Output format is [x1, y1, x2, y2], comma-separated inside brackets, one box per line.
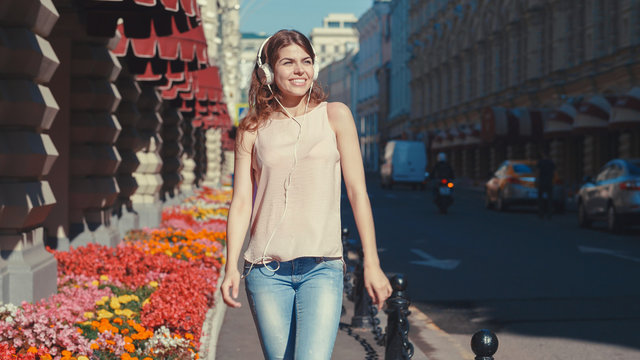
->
[577, 158, 640, 231]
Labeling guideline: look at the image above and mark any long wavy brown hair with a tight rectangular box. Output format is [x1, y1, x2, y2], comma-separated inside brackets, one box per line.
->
[239, 29, 327, 137]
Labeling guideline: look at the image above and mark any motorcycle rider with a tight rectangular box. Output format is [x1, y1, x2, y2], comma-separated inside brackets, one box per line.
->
[430, 152, 455, 183]
[430, 152, 455, 212]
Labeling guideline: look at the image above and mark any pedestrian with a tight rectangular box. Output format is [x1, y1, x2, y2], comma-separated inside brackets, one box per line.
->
[536, 149, 556, 219]
[220, 29, 392, 360]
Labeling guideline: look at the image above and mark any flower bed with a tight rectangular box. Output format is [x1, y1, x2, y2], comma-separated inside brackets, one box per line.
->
[0, 187, 231, 360]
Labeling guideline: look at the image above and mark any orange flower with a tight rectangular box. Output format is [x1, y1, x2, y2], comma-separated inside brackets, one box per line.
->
[90, 343, 100, 350]
[124, 343, 135, 353]
[27, 347, 38, 354]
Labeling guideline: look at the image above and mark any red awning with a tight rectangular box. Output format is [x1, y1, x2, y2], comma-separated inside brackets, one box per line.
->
[481, 107, 518, 142]
[113, 22, 208, 74]
[573, 95, 614, 132]
[610, 87, 640, 128]
[81, 0, 200, 38]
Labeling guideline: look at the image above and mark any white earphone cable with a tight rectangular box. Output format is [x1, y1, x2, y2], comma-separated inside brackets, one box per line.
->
[242, 84, 313, 278]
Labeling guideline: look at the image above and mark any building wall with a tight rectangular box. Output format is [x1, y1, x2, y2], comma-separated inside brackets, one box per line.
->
[400, 0, 640, 185]
[310, 13, 360, 70]
[357, 0, 391, 172]
[388, 0, 412, 139]
[239, 32, 270, 104]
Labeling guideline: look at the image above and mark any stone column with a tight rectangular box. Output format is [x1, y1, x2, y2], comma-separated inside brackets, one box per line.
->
[476, 146, 490, 179]
[221, 149, 235, 187]
[131, 84, 163, 228]
[0, 0, 60, 303]
[462, 148, 475, 179]
[550, 138, 565, 181]
[583, 135, 596, 177]
[202, 128, 222, 188]
[194, 126, 208, 186]
[159, 107, 184, 201]
[114, 67, 142, 235]
[66, 31, 122, 247]
[180, 117, 197, 193]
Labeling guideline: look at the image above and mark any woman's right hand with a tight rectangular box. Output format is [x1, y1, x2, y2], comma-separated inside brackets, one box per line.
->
[221, 268, 242, 308]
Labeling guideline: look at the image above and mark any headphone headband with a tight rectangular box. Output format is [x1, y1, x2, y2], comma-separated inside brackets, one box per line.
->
[256, 33, 319, 85]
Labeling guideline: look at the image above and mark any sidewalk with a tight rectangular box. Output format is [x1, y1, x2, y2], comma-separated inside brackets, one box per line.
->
[214, 279, 431, 359]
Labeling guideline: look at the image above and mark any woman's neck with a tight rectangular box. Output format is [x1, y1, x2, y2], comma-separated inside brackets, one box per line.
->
[276, 95, 312, 118]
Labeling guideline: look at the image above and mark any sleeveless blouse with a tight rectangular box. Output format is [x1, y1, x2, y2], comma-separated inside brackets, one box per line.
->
[243, 102, 343, 263]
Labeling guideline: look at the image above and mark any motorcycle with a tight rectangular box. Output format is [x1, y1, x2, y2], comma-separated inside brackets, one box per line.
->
[434, 178, 454, 214]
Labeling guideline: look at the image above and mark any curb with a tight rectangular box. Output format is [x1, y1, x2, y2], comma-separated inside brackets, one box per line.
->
[198, 264, 227, 360]
[408, 305, 473, 360]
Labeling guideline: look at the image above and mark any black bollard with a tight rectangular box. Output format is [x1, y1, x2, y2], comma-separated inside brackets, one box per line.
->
[385, 274, 414, 360]
[471, 329, 498, 360]
[351, 241, 375, 328]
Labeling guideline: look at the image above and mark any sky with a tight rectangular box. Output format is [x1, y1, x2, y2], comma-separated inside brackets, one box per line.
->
[239, 0, 373, 36]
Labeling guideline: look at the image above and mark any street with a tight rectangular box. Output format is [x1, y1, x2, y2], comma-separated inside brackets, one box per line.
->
[341, 176, 640, 360]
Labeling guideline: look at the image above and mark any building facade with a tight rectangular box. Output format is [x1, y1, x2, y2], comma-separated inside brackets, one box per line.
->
[239, 32, 270, 104]
[387, 0, 412, 140]
[310, 13, 360, 70]
[0, 0, 233, 304]
[403, 0, 640, 191]
[356, 0, 392, 172]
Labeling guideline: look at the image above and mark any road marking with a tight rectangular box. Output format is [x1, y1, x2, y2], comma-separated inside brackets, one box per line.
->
[410, 248, 460, 270]
[578, 246, 640, 263]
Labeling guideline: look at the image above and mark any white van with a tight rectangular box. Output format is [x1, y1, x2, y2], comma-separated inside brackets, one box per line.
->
[380, 140, 427, 189]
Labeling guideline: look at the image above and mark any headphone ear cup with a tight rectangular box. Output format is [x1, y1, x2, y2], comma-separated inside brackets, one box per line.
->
[313, 61, 319, 81]
[259, 63, 274, 85]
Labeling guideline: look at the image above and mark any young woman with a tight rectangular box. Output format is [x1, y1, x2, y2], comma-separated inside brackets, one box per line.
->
[220, 29, 392, 360]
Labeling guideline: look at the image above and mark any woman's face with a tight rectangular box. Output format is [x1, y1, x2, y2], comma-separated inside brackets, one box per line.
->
[273, 44, 314, 100]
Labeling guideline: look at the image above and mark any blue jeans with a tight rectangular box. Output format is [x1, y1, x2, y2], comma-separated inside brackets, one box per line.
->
[244, 257, 344, 360]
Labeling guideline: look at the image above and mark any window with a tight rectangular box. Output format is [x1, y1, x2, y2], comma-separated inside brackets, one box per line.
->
[596, 165, 612, 183]
[512, 164, 534, 174]
[335, 45, 340, 53]
[344, 22, 356, 28]
[627, 160, 640, 175]
[321, 44, 326, 52]
[328, 21, 340, 28]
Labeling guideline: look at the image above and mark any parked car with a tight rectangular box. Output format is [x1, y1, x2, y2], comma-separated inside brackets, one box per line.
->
[576, 158, 640, 231]
[380, 140, 427, 189]
[485, 160, 565, 212]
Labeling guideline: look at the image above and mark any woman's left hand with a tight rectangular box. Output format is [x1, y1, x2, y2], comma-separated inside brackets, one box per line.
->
[364, 263, 393, 311]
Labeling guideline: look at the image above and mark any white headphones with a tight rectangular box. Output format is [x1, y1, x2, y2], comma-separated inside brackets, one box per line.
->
[256, 35, 319, 86]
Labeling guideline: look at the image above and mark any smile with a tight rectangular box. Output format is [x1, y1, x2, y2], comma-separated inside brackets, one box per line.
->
[290, 79, 307, 86]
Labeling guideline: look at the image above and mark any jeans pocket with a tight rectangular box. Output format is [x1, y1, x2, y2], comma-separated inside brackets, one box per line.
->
[321, 258, 344, 272]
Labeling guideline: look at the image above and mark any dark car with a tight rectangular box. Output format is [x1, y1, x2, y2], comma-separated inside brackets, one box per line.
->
[577, 158, 640, 231]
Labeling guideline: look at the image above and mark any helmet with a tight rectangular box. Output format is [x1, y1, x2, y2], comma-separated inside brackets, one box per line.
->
[437, 152, 447, 162]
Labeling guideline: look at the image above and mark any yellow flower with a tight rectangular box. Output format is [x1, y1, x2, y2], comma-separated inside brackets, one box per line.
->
[78, 356, 90, 360]
[96, 296, 109, 306]
[100, 275, 109, 281]
[115, 309, 135, 318]
[91, 280, 99, 286]
[148, 281, 158, 288]
[142, 298, 150, 307]
[97, 309, 114, 319]
[83, 312, 95, 319]
[110, 297, 121, 310]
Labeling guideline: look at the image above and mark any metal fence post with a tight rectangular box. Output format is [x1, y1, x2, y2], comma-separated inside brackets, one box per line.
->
[351, 239, 375, 328]
[471, 329, 498, 360]
[385, 273, 414, 360]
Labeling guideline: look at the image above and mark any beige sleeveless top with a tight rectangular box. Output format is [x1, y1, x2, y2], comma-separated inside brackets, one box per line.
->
[243, 102, 343, 263]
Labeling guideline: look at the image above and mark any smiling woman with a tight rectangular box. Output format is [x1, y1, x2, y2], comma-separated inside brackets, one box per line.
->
[220, 29, 392, 360]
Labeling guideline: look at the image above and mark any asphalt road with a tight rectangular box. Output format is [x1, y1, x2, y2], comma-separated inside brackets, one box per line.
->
[340, 176, 640, 360]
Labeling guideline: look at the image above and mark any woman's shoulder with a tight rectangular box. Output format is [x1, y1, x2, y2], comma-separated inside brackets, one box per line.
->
[326, 102, 354, 130]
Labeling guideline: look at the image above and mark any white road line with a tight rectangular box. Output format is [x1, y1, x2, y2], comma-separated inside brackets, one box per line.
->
[578, 245, 640, 263]
[410, 248, 461, 270]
